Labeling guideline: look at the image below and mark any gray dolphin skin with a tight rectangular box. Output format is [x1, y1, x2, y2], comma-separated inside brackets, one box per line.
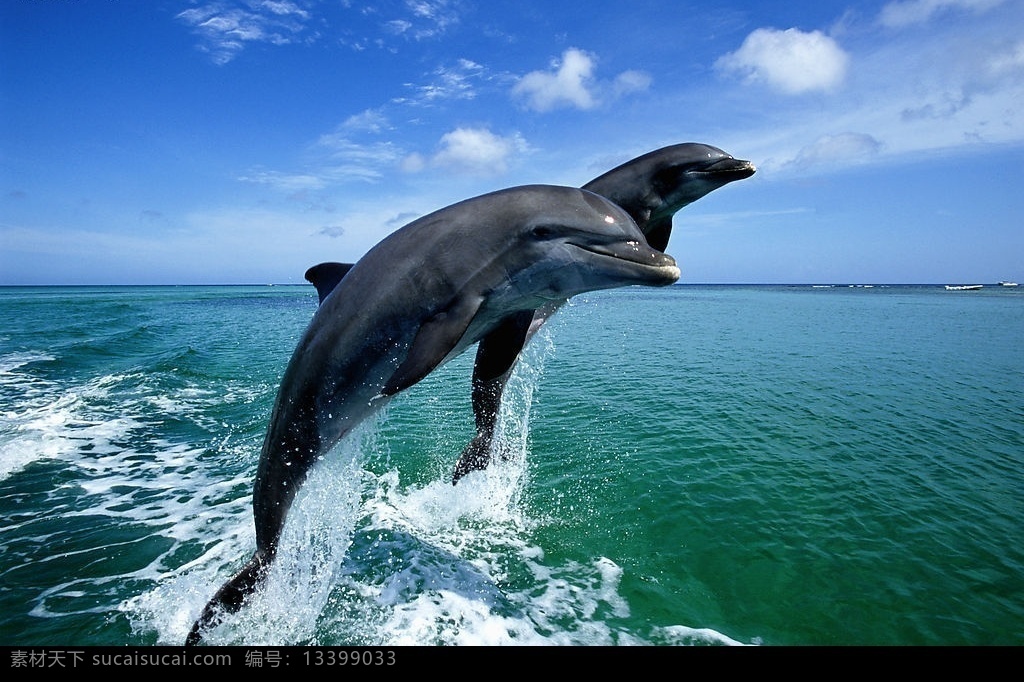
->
[186, 184, 679, 645]
[451, 144, 756, 482]
[301, 144, 756, 484]
[582, 143, 757, 252]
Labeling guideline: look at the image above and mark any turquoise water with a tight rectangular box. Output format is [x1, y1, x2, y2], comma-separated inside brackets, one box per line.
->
[1, 284, 1022, 645]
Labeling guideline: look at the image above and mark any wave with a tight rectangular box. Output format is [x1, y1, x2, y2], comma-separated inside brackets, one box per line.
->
[123, 336, 739, 646]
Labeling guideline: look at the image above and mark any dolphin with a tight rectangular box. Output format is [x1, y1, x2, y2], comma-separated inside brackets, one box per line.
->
[302, 144, 756, 484]
[581, 143, 756, 252]
[454, 144, 755, 481]
[186, 184, 679, 645]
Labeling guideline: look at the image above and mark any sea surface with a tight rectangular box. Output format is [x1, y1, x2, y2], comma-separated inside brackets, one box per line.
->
[1, 283, 1021, 646]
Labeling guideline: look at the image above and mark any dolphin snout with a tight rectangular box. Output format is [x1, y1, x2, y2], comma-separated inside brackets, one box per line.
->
[592, 239, 680, 286]
[650, 256, 681, 286]
[704, 157, 756, 179]
[635, 242, 681, 285]
[650, 249, 677, 268]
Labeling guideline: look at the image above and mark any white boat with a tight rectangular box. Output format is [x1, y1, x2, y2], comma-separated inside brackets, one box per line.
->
[999, 281, 1018, 287]
[945, 284, 983, 291]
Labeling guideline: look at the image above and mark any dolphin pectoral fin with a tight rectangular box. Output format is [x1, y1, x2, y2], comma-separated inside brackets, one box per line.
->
[304, 262, 356, 304]
[186, 552, 268, 646]
[381, 295, 485, 397]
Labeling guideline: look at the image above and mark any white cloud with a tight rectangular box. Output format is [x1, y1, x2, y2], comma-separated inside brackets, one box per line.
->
[340, 109, 391, 134]
[314, 137, 404, 169]
[729, 13, 1024, 176]
[400, 153, 427, 173]
[177, 1, 314, 64]
[385, 19, 413, 36]
[397, 128, 530, 175]
[381, 0, 459, 40]
[401, 128, 528, 175]
[716, 28, 849, 94]
[403, 60, 486, 104]
[988, 40, 1024, 76]
[612, 70, 653, 97]
[512, 48, 650, 112]
[878, 0, 1006, 28]
[428, 127, 525, 174]
[791, 132, 883, 168]
[514, 48, 597, 111]
[260, 1, 310, 18]
[238, 137, 405, 193]
[238, 170, 328, 192]
[406, 0, 456, 25]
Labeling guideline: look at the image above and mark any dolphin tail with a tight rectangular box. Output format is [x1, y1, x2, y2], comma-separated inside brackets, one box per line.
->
[185, 552, 268, 646]
[452, 432, 494, 484]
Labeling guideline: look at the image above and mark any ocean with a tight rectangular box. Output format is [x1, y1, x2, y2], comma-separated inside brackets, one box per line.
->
[1, 283, 1021, 646]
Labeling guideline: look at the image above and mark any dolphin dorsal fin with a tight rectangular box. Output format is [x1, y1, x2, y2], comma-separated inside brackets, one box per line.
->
[304, 262, 356, 304]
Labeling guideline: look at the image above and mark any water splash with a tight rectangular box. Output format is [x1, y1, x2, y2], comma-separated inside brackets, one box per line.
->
[127, 323, 740, 645]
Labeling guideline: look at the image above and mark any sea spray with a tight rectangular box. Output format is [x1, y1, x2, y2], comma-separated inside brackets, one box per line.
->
[6, 285, 1021, 645]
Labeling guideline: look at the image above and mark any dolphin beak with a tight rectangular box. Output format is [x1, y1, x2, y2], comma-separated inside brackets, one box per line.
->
[576, 240, 681, 286]
[700, 157, 756, 180]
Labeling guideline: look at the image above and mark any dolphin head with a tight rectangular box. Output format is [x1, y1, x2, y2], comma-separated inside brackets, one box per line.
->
[485, 185, 680, 304]
[583, 143, 756, 251]
[645, 143, 756, 216]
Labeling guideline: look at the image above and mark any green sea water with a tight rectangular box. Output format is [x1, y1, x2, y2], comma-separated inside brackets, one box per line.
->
[1, 284, 1022, 645]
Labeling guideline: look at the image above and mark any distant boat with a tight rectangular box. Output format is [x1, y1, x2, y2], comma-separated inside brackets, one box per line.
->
[945, 284, 983, 291]
[999, 281, 1018, 287]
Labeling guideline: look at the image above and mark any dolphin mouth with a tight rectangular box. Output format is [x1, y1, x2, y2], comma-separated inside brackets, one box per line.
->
[695, 158, 756, 180]
[571, 241, 681, 285]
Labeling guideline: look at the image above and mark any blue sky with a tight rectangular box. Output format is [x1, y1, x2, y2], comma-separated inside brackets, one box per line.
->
[2, 0, 1022, 284]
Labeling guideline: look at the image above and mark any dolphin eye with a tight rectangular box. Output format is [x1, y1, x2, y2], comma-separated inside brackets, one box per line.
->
[531, 225, 556, 239]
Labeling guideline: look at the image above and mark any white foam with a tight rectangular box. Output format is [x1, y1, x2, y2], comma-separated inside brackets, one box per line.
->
[654, 625, 751, 646]
[379, 590, 550, 645]
[0, 351, 55, 374]
[0, 351, 271, 635]
[124, 323, 745, 646]
[0, 373, 138, 480]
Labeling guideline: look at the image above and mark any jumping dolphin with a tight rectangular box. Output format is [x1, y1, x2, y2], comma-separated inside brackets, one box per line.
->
[302, 144, 756, 483]
[582, 143, 756, 252]
[455, 144, 755, 481]
[186, 185, 679, 645]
